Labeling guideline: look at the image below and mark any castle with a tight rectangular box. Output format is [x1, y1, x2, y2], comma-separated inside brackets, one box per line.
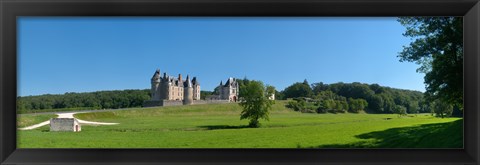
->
[148, 69, 200, 105]
[144, 69, 238, 107]
[206, 77, 240, 102]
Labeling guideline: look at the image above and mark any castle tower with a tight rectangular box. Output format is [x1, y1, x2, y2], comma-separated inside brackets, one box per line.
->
[192, 77, 200, 100]
[162, 72, 170, 100]
[183, 75, 194, 105]
[150, 69, 161, 101]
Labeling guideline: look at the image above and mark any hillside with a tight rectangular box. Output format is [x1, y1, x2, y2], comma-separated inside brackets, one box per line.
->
[18, 101, 462, 148]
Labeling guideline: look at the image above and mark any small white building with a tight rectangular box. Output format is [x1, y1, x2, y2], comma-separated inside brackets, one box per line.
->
[50, 118, 81, 132]
[268, 93, 275, 100]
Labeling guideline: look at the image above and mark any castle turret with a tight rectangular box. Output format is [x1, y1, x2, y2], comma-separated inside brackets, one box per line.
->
[150, 69, 161, 101]
[183, 75, 194, 105]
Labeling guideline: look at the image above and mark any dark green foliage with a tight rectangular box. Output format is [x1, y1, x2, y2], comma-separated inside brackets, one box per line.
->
[275, 90, 285, 100]
[397, 17, 463, 110]
[286, 100, 305, 112]
[311, 82, 329, 94]
[394, 105, 408, 117]
[348, 98, 368, 113]
[238, 80, 275, 128]
[433, 100, 454, 118]
[17, 89, 150, 113]
[283, 82, 313, 99]
[200, 90, 213, 100]
[281, 80, 426, 115]
[286, 98, 316, 113]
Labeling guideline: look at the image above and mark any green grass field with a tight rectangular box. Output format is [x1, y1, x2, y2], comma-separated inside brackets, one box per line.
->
[17, 114, 57, 128]
[17, 101, 463, 148]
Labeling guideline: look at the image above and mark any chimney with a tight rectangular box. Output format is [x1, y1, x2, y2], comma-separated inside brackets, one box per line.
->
[178, 74, 182, 82]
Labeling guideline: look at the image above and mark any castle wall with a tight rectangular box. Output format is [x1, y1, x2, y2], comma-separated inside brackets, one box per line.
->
[163, 100, 184, 106]
[193, 85, 200, 100]
[144, 100, 230, 107]
[192, 100, 230, 105]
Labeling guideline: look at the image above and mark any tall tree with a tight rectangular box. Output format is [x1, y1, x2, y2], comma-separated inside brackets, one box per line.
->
[397, 17, 463, 110]
[283, 82, 313, 98]
[238, 80, 274, 128]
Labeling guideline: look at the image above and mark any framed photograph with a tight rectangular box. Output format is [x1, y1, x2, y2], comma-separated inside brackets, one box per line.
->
[1, 0, 479, 164]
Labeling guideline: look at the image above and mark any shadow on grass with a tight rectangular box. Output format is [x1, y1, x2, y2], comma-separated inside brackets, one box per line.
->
[197, 125, 251, 130]
[311, 119, 463, 148]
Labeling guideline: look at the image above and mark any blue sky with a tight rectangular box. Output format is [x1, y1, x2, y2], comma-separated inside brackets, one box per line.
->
[18, 17, 424, 96]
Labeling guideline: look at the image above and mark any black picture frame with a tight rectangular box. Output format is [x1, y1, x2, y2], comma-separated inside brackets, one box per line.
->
[1, 0, 479, 164]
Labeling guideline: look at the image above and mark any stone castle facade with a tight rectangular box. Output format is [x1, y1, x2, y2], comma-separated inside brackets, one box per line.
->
[206, 77, 239, 102]
[149, 69, 200, 105]
[144, 69, 239, 107]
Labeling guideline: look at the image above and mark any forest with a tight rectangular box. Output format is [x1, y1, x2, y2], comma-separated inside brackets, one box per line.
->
[17, 89, 151, 114]
[278, 80, 461, 117]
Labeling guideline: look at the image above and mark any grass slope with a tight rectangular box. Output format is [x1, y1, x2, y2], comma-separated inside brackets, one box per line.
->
[17, 114, 57, 128]
[17, 101, 462, 148]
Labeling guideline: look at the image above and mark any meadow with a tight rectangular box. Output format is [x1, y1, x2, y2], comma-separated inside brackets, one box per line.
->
[17, 101, 462, 148]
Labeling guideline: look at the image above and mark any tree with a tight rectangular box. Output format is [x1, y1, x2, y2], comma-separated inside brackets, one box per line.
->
[397, 17, 463, 110]
[348, 98, 368, 113]
[283, 82, 313, 99]
[266, 85, 276, 100]
[200, 90, 213, 100]
[238, 80, 274, 128]
[394, 105, 407, 117]
[433, 100, 453, 118]
[312, 82, 329, 94]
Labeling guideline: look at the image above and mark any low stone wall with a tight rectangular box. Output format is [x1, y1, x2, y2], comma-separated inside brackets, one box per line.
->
[144, 99, 232, 107]
[162, 100, 184, 106]
[193, 100, 230, 105]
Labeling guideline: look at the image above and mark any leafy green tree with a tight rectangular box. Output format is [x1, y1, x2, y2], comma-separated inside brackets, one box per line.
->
[433, 100, 454, 118]
[275, 90, 285, 100]
[286, 99, 306, 112]
[397, 17, 463, 109]
[367, 95, 384, 113]
[394, 105, 408, 117]
[407, 101, 419, 114]
[348, 98, 368, 113]
[311, 82, 329, 94]
[200, 90, 213, 100]
[238, 80, 274, 128]
[283, 82, 313, 99]
[266, 85, 276, 100]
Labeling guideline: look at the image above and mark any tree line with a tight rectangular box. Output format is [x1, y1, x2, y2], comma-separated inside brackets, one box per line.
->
[17, 89, 151, 113]
[278, 80, 461, 117]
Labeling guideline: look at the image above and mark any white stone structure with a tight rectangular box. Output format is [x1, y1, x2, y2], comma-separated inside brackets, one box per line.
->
[207, 77, 239, 102]
[50, 118, 81, 132]
[269, 93, 275, 100]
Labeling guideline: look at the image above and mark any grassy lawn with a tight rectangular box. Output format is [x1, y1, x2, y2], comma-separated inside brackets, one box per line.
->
[17, 101, 462, 148]
[17, 114, 57, 128]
